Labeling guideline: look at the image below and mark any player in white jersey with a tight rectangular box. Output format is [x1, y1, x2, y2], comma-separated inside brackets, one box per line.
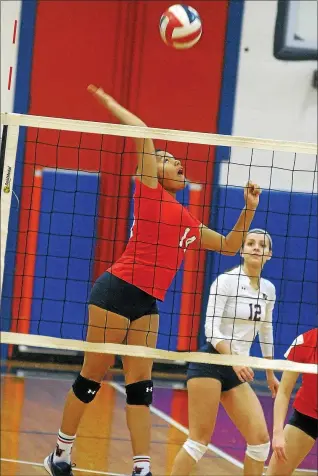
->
[171, 229, 280, 476]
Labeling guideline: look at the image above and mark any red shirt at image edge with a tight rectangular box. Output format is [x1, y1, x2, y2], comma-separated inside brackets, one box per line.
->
[285, 328, 318, 420]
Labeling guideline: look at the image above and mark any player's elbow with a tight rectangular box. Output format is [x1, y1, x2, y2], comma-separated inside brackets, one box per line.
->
[218, 235, 241, 255]
[220, 249, 238, 256]
[130, 118, 147, 128]
[201, 230, 239, 255]
[204, 239, 239, 255]
[136, 119, 147, 128]
[220, 242, 240, 256]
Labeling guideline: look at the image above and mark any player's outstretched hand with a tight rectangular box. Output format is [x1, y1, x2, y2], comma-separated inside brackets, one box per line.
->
[87, 84, 116, 108]
[244, 181, 261, 211]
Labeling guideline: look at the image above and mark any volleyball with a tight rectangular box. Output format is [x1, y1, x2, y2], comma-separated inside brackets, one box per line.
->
[159, 4, 202, 49]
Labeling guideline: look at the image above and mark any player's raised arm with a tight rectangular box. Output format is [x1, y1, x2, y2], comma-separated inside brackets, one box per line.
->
[88, 85, 158, 188]
[199, 181, 261, 255]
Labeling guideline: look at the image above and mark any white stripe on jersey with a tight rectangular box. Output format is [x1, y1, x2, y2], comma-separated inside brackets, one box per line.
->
[205, 266, 276, 356]
[284, 334, 304, 358]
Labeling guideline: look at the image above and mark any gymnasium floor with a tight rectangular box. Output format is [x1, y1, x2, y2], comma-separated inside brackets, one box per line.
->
[1, 363, 317, 476]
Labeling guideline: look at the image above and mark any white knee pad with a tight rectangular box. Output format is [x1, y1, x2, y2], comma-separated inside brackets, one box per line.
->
[183, 438, 208, 463]
[246, 441, 270, 462]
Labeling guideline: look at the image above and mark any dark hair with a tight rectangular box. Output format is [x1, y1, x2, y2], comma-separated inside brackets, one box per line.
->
[135, 149, 163, 174]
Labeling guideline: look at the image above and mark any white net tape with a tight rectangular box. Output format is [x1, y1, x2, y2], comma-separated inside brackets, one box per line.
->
[1, 332, 317, 373]
[2, 112, 317, 154]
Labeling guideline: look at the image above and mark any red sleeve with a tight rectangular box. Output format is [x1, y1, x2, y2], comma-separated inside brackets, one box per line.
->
[134, 178, 162, 199]
[133, 179, 163, 225]
[284, 330, 316, 363]
[189, 212, 202, 229]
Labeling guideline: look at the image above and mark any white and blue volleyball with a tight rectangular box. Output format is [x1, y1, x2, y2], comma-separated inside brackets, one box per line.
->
[159, 4, 202, 49]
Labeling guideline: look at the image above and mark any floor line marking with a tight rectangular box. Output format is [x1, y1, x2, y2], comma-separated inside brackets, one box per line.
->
[0, 458, 127, 476]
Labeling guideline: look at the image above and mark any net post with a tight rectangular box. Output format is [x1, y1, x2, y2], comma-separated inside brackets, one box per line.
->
[0, 125, 20, 294]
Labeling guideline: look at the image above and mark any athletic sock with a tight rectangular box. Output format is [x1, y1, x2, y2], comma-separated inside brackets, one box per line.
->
[133, 455, 151, 475]
[53, 429, 76, 465]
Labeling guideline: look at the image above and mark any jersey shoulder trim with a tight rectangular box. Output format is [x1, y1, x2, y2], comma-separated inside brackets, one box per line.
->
[284, 334, 304, 359]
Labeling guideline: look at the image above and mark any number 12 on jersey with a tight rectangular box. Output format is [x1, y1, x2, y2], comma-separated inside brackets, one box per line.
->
[249, 303, 261, 321]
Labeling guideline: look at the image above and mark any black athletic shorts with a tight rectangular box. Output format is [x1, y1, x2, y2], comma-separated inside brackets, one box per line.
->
[88, 271, 159, 321]
[187, 342, 243, 392]
[288, 409, 318, 440]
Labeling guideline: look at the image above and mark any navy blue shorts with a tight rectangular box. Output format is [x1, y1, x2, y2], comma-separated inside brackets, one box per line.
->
[288, 409, 318, 440]
[88, 272, 159, 321]
[187, 342, 243, 392]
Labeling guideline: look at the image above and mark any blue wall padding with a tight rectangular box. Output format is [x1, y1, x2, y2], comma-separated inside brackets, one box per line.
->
[30, 169, 99, 340]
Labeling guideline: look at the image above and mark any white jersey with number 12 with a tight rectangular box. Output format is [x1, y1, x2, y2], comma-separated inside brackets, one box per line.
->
[205, 266, 276, 357]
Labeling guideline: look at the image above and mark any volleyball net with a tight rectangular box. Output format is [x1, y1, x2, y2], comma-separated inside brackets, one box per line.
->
[0, 112, 317, 374]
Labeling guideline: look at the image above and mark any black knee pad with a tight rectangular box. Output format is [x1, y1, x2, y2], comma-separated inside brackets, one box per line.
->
[72, 374, 101, 403]
[125, 380, 153, 406]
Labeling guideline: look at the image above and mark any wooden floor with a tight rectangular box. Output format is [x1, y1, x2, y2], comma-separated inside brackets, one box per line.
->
[0, 367, 316, 476]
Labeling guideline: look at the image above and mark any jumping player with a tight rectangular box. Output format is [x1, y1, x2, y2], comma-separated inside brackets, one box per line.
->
[171, 229, 279, 476]
[267, 328, 317, 475]
[44, 85, 261, 476]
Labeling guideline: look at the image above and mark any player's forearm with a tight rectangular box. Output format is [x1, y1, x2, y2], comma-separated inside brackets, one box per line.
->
[273, 391, 290, 434]
[88, 85, 145, 127]
[223, 207, 255, 255]
[263, 356, 274, 378]
[105, 98, 146, 127]
[260, 326, 274, 360]
[264, 357, 275, 379]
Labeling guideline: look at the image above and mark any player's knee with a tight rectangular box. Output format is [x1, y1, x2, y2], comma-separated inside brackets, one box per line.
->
[126, 380, 153, 406]
[246, 441, 270, 462]
[183, 438, 208, 463]
[72, 374, 101, 403]
[254, 429, 270, 448]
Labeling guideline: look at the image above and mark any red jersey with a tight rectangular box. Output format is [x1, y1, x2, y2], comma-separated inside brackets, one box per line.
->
[109, 180, 201, 300]
[285, 328, 318, 419]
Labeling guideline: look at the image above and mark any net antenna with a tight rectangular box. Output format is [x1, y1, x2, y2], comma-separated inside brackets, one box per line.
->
[1, 123, 19, 292]
[1, 112, 317, 373]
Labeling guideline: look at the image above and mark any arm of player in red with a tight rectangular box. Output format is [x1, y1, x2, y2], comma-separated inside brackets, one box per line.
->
[272, 371, 299, 461]
[87, 84, 158, 189]
[199, 181, 261, 255]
